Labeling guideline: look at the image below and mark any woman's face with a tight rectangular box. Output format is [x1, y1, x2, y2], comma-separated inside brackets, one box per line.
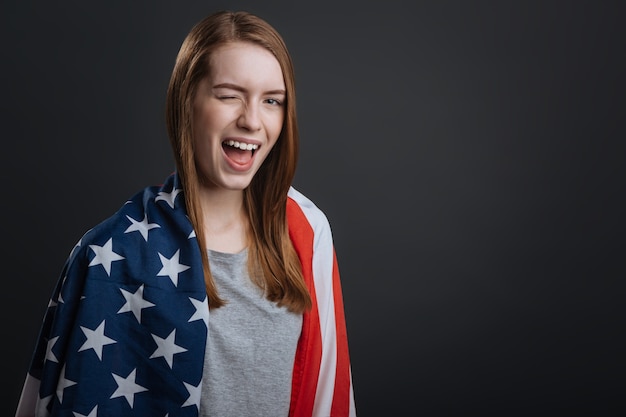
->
[192, 41, 285, 191]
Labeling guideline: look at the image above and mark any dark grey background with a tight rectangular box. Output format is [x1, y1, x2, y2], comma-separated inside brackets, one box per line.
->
[3, 1, 624, 416]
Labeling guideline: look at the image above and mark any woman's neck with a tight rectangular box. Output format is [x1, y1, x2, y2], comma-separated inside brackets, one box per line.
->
[198, 187, 249, 254]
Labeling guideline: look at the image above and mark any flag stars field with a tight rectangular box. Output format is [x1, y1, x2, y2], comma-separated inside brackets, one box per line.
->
[117, 284, 155, 323]
[124, 214, 160, 241]
[110, 368, 148, 408]
[182, 381, 202, 410]
[78, 320, 117, 360]
[155, 188, 182, 209]
[73, 405, 98, 417]
[56, 366, 76, 404]
[188, 296, 209, 327]
[88, 238, 124, 276]
[150, 329, 188, 368]
[45, 335, 60, 363]
[157, 250, 190, 286]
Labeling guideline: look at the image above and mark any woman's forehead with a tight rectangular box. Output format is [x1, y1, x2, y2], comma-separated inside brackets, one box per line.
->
[208, 42, 285, 90]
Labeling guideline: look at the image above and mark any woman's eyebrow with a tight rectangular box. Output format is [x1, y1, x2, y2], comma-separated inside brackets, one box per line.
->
[213, 83, 245, 91]
[264, 88, 286, 96]
[213, 83, 285, 95]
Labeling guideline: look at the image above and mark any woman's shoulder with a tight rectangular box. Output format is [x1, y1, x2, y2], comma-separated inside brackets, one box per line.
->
[287, 186, 332, 238]
[72, 173, 188, 252]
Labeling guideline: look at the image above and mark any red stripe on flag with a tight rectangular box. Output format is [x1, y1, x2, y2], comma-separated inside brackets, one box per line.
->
[330, 248, 352, 415]
[287, 197, 322, 417]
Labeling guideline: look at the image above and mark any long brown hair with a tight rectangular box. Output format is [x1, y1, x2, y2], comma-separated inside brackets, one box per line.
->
[165, 10, 311, 313]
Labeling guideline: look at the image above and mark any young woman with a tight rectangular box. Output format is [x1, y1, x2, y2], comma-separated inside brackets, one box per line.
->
[16, 10, 356, 417]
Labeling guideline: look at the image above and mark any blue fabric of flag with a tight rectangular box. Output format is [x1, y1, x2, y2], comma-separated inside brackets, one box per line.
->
[29, 173, 210, 417]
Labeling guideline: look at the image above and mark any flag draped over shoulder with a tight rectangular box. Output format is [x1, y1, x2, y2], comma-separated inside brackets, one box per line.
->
[16, 173, 356, 417]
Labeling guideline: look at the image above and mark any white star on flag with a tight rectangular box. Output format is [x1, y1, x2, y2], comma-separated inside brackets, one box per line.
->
[88, 238, 124, 276]
[150, 329, 188, 368]
[56, 366, 76, 404]
[110, 368, 148, 408]
[78, 320, 117, 360]
[36, 394, 52, 416]
[155, 188, 182, 209]
[124, 214, 161, 241]
[188, 296, 209, 327]
[117, 284, 155, 323]
[157, 250, 190, 286]
[45, 336, 59, 363]
[182, 381, 202, 409]
[73, 405, 98, 417]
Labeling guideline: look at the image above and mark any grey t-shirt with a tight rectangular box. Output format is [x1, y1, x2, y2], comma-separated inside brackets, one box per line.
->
[199, 249, 303, 417]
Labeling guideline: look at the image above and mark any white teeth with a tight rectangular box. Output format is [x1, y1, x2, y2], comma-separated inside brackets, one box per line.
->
[225, 140, 259, 151]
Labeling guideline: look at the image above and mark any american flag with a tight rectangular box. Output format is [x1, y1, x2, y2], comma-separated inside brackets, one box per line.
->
[16, 173, 356, 417]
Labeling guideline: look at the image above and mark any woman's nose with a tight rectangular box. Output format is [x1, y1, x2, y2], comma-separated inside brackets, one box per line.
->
[237, 103, 262, 131]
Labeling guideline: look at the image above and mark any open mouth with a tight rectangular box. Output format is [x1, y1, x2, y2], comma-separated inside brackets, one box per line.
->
[222, 139, 258, 164]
